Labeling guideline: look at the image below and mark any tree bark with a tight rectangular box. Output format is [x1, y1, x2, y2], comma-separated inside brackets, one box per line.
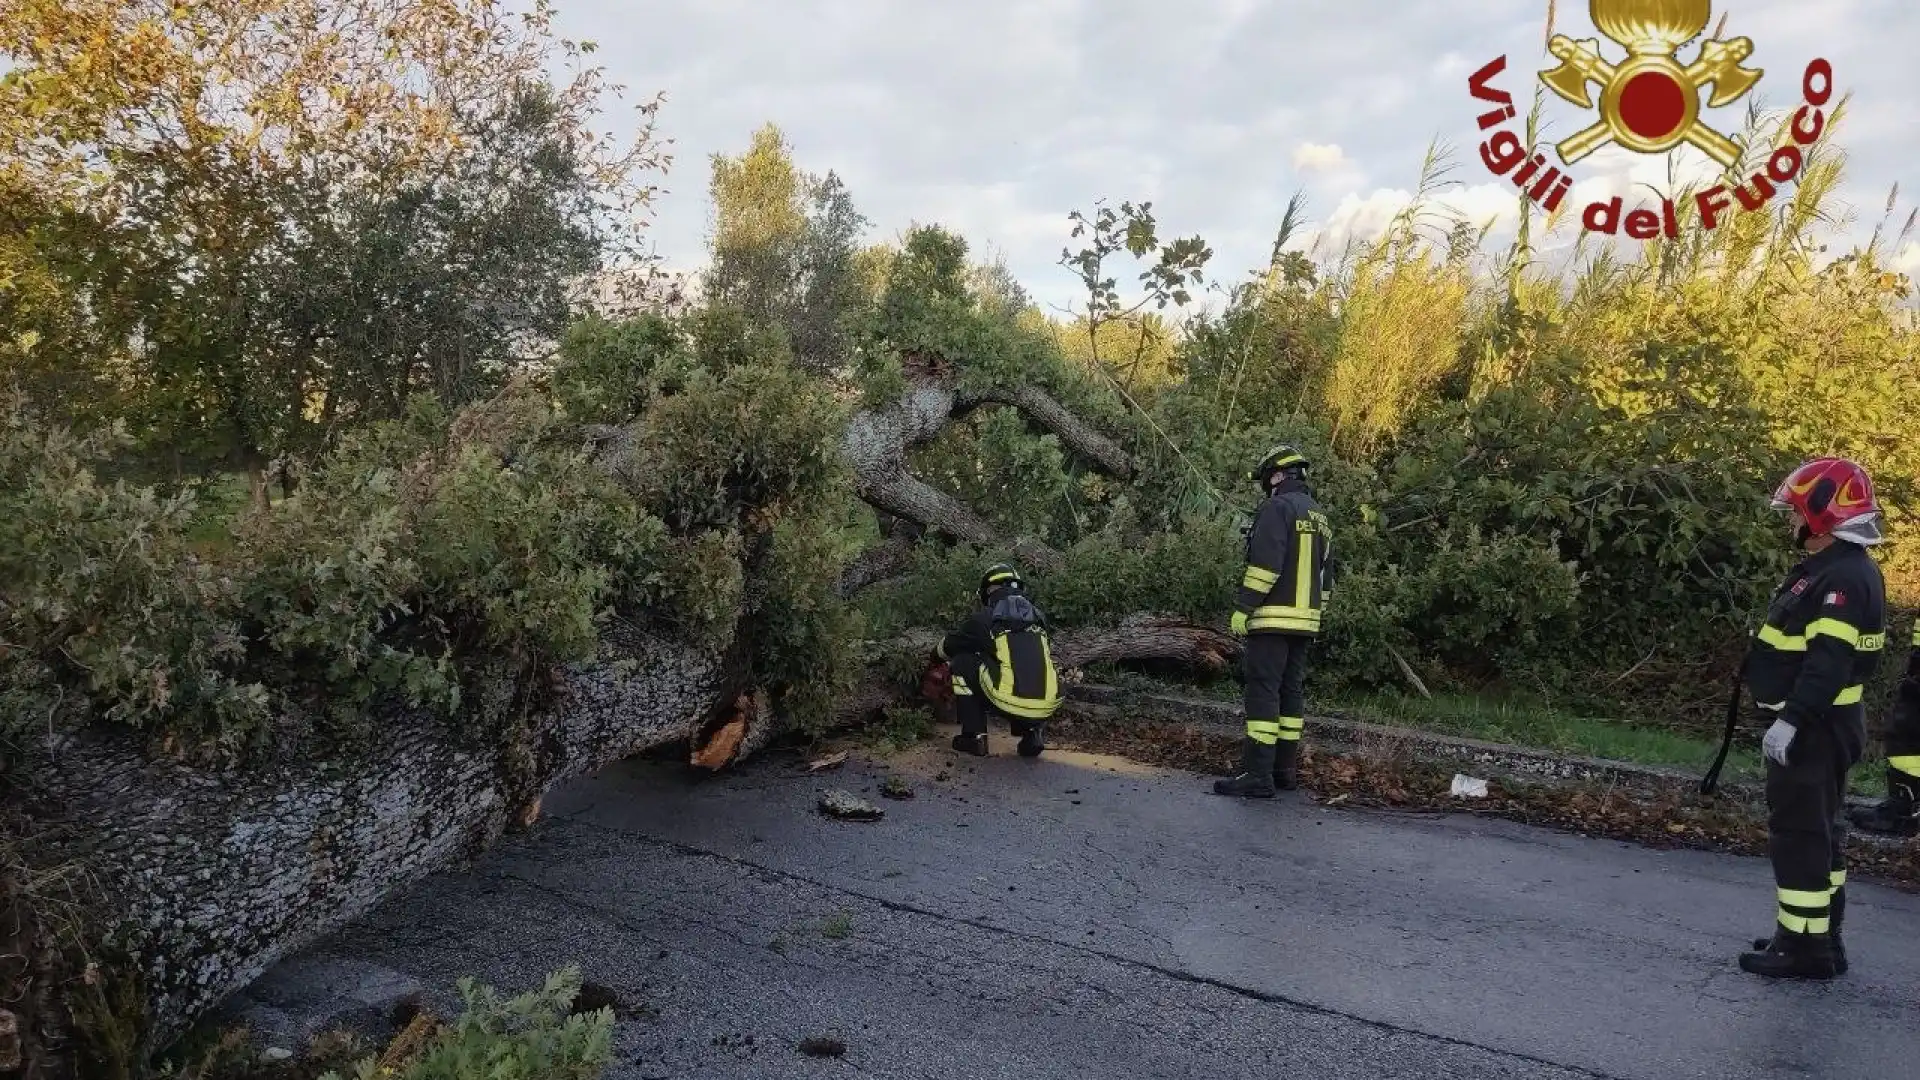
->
[956, 383, 1134, 479]
[838, 372, 1135, 569]
[16, 624, 742, 1060]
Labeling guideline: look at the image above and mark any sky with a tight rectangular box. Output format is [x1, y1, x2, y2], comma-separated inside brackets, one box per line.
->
[550, 0, 1920, 318]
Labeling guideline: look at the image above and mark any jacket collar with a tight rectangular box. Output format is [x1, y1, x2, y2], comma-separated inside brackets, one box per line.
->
[1792, 538, 1863, 575]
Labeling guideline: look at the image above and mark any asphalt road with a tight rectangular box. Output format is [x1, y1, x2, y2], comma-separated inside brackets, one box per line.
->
[311, 739, 1920, 1079]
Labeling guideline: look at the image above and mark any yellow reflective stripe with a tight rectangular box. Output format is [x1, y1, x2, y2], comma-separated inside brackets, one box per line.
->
[1806, 618, 1861, 646]
[1250, 605, 1320, 618]
[1778, 910, 1830, 934]
[1292, 541, 1312, 608]
[1757, 624, 1805, 651]
[1858, 632, 1885, 651]
[1248, 617, 1321, 632]
[1830, 870, 1846, 889]
[1889, 756, 1920, 778]
[983, 694, 1059, 719]
[1249, 604, 1321, 632]
[1834, 685, 1863, 706]
[1041, 637, 1057, 704]
[1277, 717, 1305, 731]
[951, 679, 972, 695]
[1779, 887, 1829, 909]
[1242, 565, 1279, 591]
[1247, 719, 1282, 745]
[935, 639, 948, 660]
[1249, 618, 1320, 632]
[1912, 625, 1919, 647]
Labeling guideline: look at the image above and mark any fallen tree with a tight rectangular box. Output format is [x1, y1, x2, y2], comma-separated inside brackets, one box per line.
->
[11, 625, 729, 1061]
[4, 327, 1220, 1070]
[11, 612, 1235, 1072]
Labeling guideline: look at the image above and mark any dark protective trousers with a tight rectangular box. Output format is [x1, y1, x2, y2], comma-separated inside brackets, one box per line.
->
[1242, 633, 1310, 746]
[1765, 703, 1866, 935]
[948, 653, 1042, 739]
[1886, 694, 1920, 795]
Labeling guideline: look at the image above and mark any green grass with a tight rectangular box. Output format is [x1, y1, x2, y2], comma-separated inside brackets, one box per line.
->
[1329, 691, 1732, 770]
[1326, 690, 1887, 797]
[179, 471, 268, 555]
[1086, 666, 1889, 796]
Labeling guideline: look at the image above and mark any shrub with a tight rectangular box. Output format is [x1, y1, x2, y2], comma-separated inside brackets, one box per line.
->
[1, 399, 271, 757]
[320, 966, 612, 1080]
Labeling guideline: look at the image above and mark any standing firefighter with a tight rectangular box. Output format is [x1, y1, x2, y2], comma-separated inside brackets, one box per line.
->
[931, 564, 1062, 758]
[1847, 623, 1920, 838]
[1214, 445, 1333, 798]
[1740, 457, 1888, 980]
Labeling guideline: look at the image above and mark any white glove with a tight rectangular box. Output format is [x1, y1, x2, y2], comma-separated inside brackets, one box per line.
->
[1762, 718, 1796, 767]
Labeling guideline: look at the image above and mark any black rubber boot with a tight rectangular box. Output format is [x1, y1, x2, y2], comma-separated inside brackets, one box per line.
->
[1739, 927, 1839, 979]
[1753, 887, 1847, 974]
[951, 732, 987, 756]
[1016, 723, 1045, 758]
[1272, 740, 1300, 791]
[1846, 773, 1918, 837]
[1213, 738, 1277, 798]
[1833, 886, 1849, 975]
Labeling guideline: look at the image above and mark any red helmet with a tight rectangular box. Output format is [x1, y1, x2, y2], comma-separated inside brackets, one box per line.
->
[1770, 457, 1879, 536]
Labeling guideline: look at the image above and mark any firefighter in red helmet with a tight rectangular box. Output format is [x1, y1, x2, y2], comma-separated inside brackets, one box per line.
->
[1740, 457, 1888, 979]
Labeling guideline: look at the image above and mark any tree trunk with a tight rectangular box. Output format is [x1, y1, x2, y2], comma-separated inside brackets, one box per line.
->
[15, 625, 742, 1060]
[832, 617, 1240, 721]
[243, 459, 269, 513]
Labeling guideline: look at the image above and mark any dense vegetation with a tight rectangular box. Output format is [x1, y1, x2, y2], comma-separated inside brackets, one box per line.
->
[5, 10, 1918, 769]
[3, 1, 1917, 1075]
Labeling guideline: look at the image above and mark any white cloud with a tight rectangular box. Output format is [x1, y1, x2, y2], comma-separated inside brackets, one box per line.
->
[1893, 243, 1920, 279]
[558, 0, 1918, 315]
[1292, 142, 1351, 172]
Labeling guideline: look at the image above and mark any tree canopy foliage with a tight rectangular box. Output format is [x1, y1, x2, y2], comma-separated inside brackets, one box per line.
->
[0, 0, 668, 501]
[7, 78, 1918, 771]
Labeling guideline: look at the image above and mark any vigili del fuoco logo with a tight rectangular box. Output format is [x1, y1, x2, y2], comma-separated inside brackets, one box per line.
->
[1466, 0, 1836, 240]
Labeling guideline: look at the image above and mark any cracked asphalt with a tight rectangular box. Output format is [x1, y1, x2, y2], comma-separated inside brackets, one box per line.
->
[310, 740, 1920, 1079]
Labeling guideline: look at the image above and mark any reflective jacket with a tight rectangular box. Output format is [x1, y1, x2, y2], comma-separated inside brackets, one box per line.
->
[1745, 540, 1887, 730]
[1236, 477, 1333, 636]
[935, 591, 1062, 720]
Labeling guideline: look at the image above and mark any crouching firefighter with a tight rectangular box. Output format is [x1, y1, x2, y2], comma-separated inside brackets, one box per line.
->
[1846, 623, 1920, 838]
[1215, 445, 1333, 798]
[1740, 457, 1888, 980]
[931, 564, 1062, 757]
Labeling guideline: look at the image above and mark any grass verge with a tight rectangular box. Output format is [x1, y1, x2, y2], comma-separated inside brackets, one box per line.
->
[1321, 691, 1889, 798]
[1039, 710, 1920, 895]
[1090, 671, 1887, 797]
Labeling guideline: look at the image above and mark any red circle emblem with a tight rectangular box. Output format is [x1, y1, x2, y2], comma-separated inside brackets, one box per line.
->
[1618, 70, 1688, 141]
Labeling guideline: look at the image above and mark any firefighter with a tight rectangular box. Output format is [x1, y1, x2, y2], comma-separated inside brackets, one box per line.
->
[929, 564, 1062, 758]
[1739, 457, 1888, 980]
[1846, 623, 1920, 838]
[1214, 445, 1333, 798]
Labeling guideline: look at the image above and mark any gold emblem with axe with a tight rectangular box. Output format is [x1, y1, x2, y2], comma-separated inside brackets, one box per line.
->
[1538, 0, 1762, 168]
